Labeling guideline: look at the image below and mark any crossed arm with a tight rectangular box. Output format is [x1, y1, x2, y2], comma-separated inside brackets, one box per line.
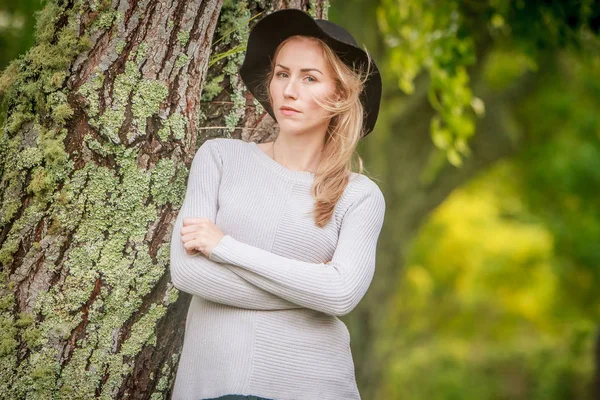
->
[169, 140, 386, 316]
[169, 140, 300, 311]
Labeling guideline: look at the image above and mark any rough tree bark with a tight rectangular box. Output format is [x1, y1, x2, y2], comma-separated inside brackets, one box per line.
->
[0, 0, 327, 398]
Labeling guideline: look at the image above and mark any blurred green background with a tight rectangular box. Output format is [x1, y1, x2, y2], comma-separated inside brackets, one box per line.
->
[1, 0, 598, 398]
[329, 1, 600, 398]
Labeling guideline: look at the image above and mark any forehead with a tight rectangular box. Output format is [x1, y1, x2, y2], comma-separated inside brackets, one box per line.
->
[275, 36, 328, 69]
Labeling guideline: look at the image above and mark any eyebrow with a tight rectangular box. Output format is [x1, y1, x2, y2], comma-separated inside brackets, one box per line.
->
[275, 63, 323, 75]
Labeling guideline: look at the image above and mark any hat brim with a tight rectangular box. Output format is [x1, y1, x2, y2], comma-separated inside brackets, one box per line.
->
[239, 9, 382, 137]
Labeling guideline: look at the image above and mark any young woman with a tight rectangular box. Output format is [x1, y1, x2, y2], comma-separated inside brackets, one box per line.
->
[169, 9, 385, 400]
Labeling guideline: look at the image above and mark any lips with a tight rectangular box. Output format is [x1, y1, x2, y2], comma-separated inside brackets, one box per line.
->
[280, 106, 300, 113]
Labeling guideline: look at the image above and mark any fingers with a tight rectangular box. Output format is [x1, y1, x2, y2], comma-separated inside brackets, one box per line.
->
[180, 225, 195, 235]
[182, 238, 201, 253]
[181, 222, 206, 235]
[183, 217, 210, 226]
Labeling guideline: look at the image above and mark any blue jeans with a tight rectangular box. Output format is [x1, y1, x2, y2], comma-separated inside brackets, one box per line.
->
[204, 396, 273, 400]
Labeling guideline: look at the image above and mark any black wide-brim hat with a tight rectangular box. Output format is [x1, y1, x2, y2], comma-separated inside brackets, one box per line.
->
[239, 9, 382, 138]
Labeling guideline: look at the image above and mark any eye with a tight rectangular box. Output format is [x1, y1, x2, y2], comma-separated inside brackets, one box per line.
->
[304, 75, 317, 83]
[276, 71, 288, 78]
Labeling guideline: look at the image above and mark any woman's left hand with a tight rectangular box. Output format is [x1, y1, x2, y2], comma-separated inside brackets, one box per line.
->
[181, 217, 225, 258]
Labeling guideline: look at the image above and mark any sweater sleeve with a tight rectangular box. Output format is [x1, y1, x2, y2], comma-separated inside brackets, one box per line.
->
[209, 183, 386, 317]
[169, 139, 301, 311]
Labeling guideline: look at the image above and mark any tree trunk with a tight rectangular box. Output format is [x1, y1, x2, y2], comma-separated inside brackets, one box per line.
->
[0, 0, 327, 398]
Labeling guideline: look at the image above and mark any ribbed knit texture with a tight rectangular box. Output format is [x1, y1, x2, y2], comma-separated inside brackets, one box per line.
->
[169, 138, 386, 400]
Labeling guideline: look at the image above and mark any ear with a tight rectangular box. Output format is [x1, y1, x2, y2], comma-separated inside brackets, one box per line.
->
[334, 89, 342, 101]
[334, 91, 344, 109]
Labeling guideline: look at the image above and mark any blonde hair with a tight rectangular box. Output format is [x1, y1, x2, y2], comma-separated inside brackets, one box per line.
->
[261, 35, 373, 227]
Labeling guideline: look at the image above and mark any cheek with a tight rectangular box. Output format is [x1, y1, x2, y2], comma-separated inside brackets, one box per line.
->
[269, 80, 281, 101]
[306, 86, 335, 111]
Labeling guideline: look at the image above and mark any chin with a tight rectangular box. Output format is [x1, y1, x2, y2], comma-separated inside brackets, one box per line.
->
[276, 119, 298, 128]
[278, 121, 309, 132]
[276, 116, 328, 135]
[278, 128, 306, 137]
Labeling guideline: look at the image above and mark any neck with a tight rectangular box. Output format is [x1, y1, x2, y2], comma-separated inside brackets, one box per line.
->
[272, 135, 324, 173]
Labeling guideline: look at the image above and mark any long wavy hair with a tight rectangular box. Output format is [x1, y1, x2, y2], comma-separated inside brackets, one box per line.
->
[261, 35, 373, 228]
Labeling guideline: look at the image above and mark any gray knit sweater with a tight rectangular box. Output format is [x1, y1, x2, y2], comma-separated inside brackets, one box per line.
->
[169, 138, 386, 400]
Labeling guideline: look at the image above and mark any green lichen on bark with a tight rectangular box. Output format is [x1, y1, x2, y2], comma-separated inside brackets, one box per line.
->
[136, 42, 148, 63]
[120, 303, 166, 356]
[252, 97, 265, 117]
[0, 0, 87, 282]
[0, 199, 51, 265]
[0, 0, 187, 397]
[0, 135, 24, 227]
[201, 74, 225, 102]
[93, 9, 123, 31]
[150, 158, 187, 207]
[307, 0, 330, 18]
[0, 0, 276, 396]
[157, 111, 187, 141]
[16, 147, 44, 170]
[131, 80, 169, 137]
[115, 39, 126, 55]
[48, 91, 74, 125]
[207, 0, 253, 134]
[177, 31, 190, 47]
[16, 149, 174, 397]
[79, 57, 169, 143]
[175, 54, 189, 69]
[0, 5, 91, 392]
[149, 350, 180, 400]
[77, 69, 104, 120]
[95, 60, 140, 143]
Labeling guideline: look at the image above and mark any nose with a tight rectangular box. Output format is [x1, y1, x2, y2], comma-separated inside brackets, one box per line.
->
[283, 78, 298, 100]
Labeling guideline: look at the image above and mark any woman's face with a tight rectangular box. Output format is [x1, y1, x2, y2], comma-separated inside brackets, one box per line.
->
[269, 36, 338, 138]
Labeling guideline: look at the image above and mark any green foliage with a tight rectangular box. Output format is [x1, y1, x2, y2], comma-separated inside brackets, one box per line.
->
[483, 49, 538, 91]
[377, 0, 600, 166]
[380, 162, 596, 399]
[512, 47, 600, 319]
[373, 31, 600, 398]
[377, 0, 477, 166]
[0, 0, 40, 70]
